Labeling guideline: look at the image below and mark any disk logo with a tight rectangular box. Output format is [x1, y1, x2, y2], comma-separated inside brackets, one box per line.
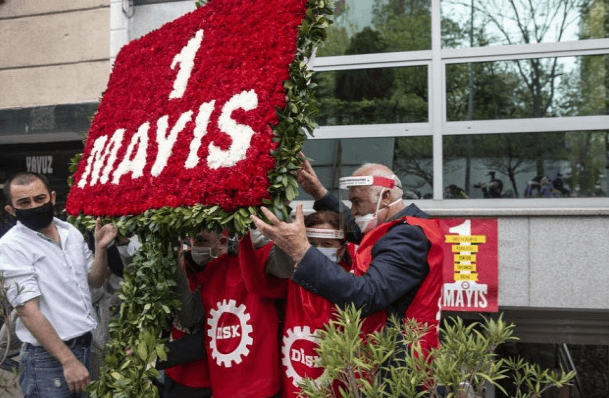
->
[208, 299, 253, 367]
[282, 326, 323, 387]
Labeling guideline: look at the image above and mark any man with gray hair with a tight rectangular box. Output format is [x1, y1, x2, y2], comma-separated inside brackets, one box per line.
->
[252, 160, 444, 356]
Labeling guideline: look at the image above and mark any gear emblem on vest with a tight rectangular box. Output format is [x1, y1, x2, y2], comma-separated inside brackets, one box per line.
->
[208, 299, 254, 367]
[282, 326, 323, 387]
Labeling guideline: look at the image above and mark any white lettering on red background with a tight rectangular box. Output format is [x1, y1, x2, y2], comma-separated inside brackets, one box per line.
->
[76, 29, 260, 188]
[290, 348, 319, 368]
[216, 325, 241, 340]
[169, 30, 204, 99]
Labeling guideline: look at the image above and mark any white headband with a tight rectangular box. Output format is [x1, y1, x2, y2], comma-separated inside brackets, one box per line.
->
[306, 228, 344, 239]
[339, 175, 401, 189]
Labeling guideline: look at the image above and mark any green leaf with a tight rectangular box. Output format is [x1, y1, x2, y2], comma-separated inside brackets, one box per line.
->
[136, 342, 147, 361]
[156, 345, 167, 361]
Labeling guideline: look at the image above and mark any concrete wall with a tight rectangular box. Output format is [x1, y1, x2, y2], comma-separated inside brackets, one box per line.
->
[498, 215, 609, 310]
[0, 0, 107, 17]
[416, 198, 609, 311]
[0, 0, 110, 109]
[108, 1, 194, 70]
[129, 1, 195, 40]
[110, 0, 129, 66]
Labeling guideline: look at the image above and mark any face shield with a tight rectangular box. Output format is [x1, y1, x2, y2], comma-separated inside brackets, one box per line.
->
[305, 227, 344, 262]
[338, 175, 401, 236]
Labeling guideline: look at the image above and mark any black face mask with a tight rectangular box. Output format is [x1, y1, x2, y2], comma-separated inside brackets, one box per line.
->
[14, 201, 55, 231]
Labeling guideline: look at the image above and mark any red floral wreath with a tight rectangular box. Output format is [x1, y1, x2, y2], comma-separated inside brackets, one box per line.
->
[66, 0, 308, 217]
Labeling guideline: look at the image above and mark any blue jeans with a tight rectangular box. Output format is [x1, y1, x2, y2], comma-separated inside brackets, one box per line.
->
[19, 339, 91, 398]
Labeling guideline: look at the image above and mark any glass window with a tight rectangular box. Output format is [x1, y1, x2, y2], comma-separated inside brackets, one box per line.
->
[393, 136, 434, 199]
[443, 131, 608, 199]
[0, 103, 98, 137]
[318, 0, 431, 57]
[566, 344, 609, 398]
[441, 0, 608, 49]
[313, 66, 428, 126]
[297, 136, 433, 200]
[494, 342, 607, 398]
[446, 54, 609, 121]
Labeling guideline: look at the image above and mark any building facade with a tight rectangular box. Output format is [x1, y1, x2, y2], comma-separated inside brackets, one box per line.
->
[1, 0, 608, 396]
[0, 0, 110, 231]
[125, 1, 609, 396]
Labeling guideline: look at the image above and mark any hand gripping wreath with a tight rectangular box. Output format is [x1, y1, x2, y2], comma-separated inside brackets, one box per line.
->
[66, 0, 333, 235]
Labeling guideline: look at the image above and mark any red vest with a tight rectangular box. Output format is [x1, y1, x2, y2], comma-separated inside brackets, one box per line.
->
[197, 239, 282, 398]
[280, 249, 354, 398]
[353, 216, 444, 355]
[164, 271, 211, 389]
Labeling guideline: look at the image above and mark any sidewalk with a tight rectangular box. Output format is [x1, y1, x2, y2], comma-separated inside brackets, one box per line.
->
[0, 370, 20, 398]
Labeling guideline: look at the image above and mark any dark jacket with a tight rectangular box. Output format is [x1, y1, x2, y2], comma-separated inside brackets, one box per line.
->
[292, 193, 431, 319]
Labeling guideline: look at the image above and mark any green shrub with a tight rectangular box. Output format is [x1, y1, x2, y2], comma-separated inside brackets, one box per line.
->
[300, 305, 574, 398]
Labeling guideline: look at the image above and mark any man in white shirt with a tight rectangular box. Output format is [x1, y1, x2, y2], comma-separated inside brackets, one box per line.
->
[0, 172, 116, 398]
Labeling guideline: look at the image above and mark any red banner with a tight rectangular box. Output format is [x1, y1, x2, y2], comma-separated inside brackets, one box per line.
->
[66, 0, 307, 216]
[438, 219, 498, 312]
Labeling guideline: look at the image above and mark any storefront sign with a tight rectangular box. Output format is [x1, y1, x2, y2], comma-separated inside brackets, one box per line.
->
[26, 156, 54, 174]
[439, 219, 498, 312]
[0, 143, 83, 230]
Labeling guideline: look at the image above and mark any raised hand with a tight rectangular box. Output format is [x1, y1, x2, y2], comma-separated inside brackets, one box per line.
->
[297, 154, 327, 200]
[176, 238, 186, 271]
[94, 217, 117, 249]
[250, 204, 311, 264]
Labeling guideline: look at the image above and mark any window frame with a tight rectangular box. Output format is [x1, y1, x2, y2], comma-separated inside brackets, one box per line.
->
[309, 0, 609, 211]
